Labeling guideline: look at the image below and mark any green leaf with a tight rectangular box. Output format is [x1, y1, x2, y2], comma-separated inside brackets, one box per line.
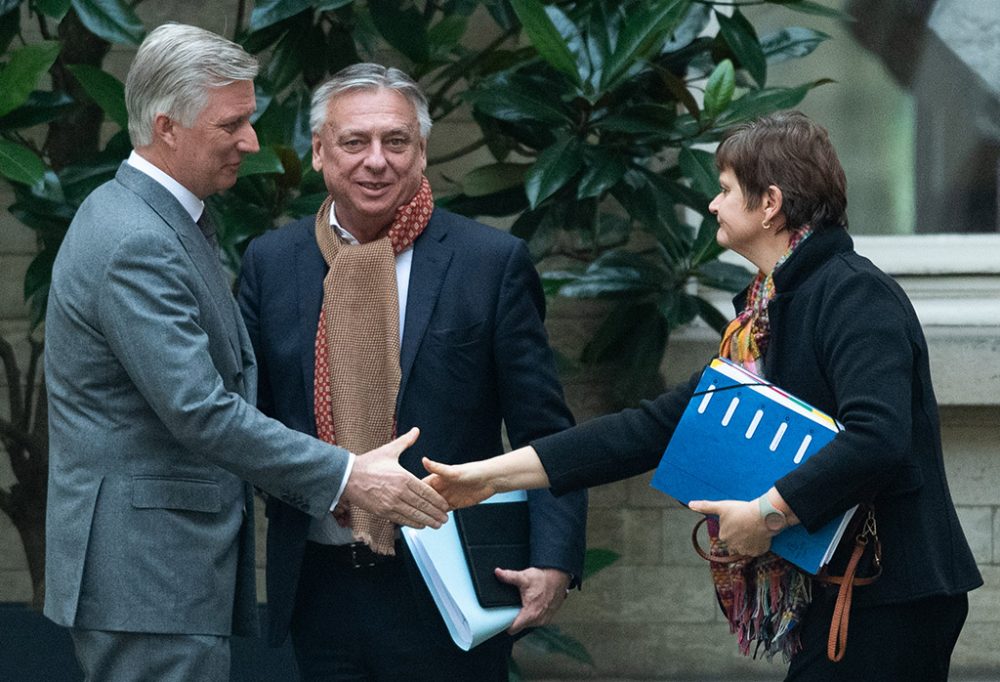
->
[461, 162, 530, 197]
[0, 139, 46, 186]
[716, 78, 834, 126]
[780, 0, 854, 21]
[248, 0, 313, 31]
[580, 302, 643, 362]
[702, 58, 735, 120]
[436, 185, 529, 218]
[696, 260, 754, 292]
[593, 103, 676, 135]
[601, 0, 692, 90]
[511, 205, 550, 244]
[577, 149, 627, 199]
[545, 3, 589, 85]
[427, 15, 467, 58]
[508, 0, 581, 86]
[689, 214, 722, 266]
[34, 0, 71, 19]
[715, 9, 766, 87]
[67, 64, 127, 129]
[24, 246, 57, 304]
[0, 0, 21, 17]
[520, 625, 595, 666]
[652, 65, 700, 118]
[316, 0, 352, 10]
[658, 289, 699, 328]
[465, 86, 571, 126]
[263, 29, 304, 93]
[761, 27, 830, 65]
[583, 547, 620, 576]
[237, 146, 285, 177]
[59, 156, 121, 204]
[524, 136, 583, 208]
[240, 17, 292, 54]
[0, 41, 61, 118]
[0, 90, 74, 130]
[693, 294, 729, 334]
[369, 0, 429, 63]
[678, 146, 717, 198]
[70, 0, 145, 45]
[0, 7, 20, 54]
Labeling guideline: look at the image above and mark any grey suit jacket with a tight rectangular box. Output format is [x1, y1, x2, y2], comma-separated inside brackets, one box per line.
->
[44, 162, 350, 637]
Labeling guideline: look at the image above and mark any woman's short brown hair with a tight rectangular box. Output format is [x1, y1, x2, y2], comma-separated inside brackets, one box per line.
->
[715, 111, 848, 231]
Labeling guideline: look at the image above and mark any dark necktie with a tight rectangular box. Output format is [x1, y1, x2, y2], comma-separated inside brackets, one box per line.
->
[196, 211, 220, 257]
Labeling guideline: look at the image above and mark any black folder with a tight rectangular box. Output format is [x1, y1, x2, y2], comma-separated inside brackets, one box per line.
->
[453, 501, 530, 608]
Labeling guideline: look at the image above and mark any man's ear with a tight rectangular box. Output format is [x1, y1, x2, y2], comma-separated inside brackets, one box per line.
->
[311, 134, 323, 172]
[152, 114, 177, 149]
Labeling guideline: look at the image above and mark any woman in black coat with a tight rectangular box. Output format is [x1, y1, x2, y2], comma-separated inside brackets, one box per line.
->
[424, 111, 981, 680]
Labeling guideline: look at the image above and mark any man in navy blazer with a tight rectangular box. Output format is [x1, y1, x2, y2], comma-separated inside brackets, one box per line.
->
[237, 63, 586, 680]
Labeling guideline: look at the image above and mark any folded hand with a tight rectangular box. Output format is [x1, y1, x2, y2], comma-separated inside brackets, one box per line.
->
[421, 457, 496, 510]
[341, 428, 449, 529]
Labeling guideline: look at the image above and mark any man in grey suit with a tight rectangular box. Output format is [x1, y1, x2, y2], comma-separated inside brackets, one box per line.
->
[43, 24, 448, 681]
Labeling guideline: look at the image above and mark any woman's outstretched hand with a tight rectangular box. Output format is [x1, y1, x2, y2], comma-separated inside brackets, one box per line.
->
[422, 457, 497, 509]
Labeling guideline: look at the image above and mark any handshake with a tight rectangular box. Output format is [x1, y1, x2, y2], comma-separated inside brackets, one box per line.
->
[339, 427, 523, 528]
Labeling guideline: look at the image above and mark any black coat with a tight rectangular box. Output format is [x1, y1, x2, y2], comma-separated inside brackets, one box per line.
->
[534, 227, 981, 605]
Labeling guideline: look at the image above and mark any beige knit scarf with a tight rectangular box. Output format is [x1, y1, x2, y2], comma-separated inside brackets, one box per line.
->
[313, 177, 434, 554]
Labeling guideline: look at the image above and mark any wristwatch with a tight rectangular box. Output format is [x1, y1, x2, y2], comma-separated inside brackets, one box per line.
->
[758, 495, 787, 532]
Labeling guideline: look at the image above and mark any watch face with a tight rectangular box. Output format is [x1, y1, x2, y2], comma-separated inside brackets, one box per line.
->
[764, 512, 785, 532]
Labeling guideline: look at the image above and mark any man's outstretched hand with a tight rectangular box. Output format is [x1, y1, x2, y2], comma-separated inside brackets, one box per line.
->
[340, 428, 449, 528]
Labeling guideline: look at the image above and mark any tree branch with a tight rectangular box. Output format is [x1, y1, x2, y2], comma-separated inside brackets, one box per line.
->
[0, 336, 24, 427]
[426, 26, 518, 117]
[427, 138, 487, 166]
[235, 0, 247, 39]
[22, 338, 42, 434]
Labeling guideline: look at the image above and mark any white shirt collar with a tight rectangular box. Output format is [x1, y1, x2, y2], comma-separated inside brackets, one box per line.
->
[127, 150, 205, 223]
[327, 203, 360, 245]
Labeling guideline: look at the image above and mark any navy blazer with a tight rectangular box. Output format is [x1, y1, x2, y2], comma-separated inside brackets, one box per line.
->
[238, 207, 587, 645]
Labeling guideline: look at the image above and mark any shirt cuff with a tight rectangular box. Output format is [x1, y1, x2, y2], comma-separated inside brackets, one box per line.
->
[328, 452, 356, 512]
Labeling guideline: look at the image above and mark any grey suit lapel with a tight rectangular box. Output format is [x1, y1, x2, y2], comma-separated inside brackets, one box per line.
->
[114, 163, 245, 377]
[398, 214, 453, 409]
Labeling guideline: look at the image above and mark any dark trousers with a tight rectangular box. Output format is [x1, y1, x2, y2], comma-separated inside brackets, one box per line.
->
[290, 542, 512, 682]
[785, 589, 969, 681]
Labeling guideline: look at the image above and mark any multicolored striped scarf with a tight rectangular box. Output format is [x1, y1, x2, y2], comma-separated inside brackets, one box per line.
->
[710, 226, 813, 661]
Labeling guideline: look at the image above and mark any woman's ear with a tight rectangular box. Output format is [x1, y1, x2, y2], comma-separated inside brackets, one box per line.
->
[763, 184, 784, 227]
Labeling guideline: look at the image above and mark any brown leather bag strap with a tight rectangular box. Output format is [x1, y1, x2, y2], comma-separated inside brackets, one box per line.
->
[813, 506, 882, 662]
[825, 531, 864, 662]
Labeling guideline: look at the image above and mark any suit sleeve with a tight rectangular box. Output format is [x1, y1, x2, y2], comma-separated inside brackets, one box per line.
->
[532, 370, 701, 494]
[775, 270, 917, 532]
[494, 240, 587, 585]
[97, 228, 347, 518]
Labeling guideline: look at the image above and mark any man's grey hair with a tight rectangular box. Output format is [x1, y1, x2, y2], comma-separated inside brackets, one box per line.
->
[126, 23, 259, 147]
[309, 63, 432, 139]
